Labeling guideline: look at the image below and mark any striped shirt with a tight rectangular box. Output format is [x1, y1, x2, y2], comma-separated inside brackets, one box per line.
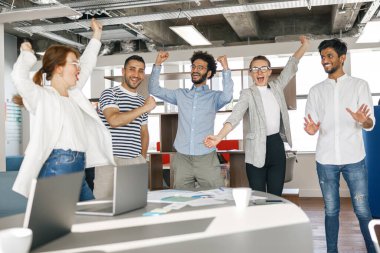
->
[99, 85, 147, 158]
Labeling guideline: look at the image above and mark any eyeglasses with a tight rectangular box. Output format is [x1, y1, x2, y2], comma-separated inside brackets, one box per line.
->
[191, 64, 207, 71]
[249, 66, 271, 73]
[68, 61, 81, 69]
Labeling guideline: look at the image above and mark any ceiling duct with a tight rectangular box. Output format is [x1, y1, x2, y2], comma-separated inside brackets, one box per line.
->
[13, 0, 375, 33]
[120, 40, 136, 53]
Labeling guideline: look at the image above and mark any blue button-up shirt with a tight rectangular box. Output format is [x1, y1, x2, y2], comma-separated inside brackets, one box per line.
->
[149, 65, 233, 155]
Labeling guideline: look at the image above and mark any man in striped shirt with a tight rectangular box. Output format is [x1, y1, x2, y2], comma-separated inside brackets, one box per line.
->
[94, 55, 156, 198]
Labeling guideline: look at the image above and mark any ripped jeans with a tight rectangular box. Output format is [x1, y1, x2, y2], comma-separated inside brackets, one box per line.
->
[317, 159, 375, 253]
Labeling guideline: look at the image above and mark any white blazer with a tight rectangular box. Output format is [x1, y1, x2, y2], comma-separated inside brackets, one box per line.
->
[11, 39, 115, 197]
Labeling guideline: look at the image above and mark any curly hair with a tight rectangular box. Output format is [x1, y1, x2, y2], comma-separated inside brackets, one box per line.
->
[190, 51, 217, 79]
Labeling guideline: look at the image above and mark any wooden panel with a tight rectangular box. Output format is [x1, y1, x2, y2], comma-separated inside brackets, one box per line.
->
[160, 114, 178, 152]
[149, 154, 163, 190]
[229, 152, 249, 187]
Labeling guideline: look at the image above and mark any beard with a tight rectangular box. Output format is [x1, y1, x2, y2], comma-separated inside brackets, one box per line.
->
[323, 64, 339, 74]
[123, 76, 142, 90]
[192, 72, 208, 85]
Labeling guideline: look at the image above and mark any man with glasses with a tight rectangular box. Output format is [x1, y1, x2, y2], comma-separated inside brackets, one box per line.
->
[149, 51, 233, 190]
[94, 55, 156, 198]
[205, 36, 309, 196]
[304, 38, 376, 253]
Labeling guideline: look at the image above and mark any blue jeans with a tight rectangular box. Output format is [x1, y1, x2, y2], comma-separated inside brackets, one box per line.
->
[38, 149, 94, 201]
[317, 159, 375, 253]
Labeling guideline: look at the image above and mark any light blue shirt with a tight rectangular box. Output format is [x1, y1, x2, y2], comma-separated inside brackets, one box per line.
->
[149, 65, 233, 155]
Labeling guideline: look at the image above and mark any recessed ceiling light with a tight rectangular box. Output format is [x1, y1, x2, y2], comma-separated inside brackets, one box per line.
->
[169, 25, 211, 46]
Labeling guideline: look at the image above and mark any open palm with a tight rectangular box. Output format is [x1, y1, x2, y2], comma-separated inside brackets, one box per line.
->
[304, 114, 320, 135]
[346, 104, 370, 124]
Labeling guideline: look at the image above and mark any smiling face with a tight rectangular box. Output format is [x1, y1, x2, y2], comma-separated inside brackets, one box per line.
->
[191, 59, 210, 86]
[60, 52, 80, 89]
[122, 59, 145, 92]
[250, 59, 272, 87]
[320, 47, 345, 75]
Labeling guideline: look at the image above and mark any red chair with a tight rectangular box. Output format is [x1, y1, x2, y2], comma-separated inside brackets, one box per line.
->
[216, 140, 239, 163]
[156, 142, 170, 164]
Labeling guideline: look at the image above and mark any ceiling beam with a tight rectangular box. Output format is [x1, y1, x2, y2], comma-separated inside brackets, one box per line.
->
[13, 0, 374, 33]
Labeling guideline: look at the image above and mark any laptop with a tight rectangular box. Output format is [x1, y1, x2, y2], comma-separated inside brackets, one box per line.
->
[76, 163, 148, 216]
[23, 172, 83, 250]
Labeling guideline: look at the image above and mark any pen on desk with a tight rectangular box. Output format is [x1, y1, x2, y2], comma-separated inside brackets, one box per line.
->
[265, 199, 282, 203]
[219, 187, 224, 191]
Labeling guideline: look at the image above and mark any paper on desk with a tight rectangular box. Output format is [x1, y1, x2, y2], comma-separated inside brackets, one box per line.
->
[148, 190, 196, 203]
[196, 188, 267, 201]
[187, 198, 226, 207]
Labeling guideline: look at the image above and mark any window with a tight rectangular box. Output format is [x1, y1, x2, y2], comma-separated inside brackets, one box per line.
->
[351, 50, 380, 93]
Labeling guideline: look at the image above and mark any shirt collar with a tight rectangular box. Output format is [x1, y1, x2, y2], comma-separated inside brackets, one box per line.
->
[327, 73, 348, 84]
[191, 84, 210, 91]
[120, 85, 138, 96]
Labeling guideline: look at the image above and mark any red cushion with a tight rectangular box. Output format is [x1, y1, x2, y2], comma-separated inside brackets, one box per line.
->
[156, 142, 170, 164]
[216, 140, 239, 162]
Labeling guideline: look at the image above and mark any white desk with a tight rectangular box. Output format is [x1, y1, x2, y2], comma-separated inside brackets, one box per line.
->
[1, 193, 313, 253]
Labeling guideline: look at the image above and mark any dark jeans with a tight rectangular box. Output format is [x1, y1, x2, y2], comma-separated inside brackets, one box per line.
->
[245, 133, 286, 196]
[38, 149, 94, 201]
[317, 159, 375, 253]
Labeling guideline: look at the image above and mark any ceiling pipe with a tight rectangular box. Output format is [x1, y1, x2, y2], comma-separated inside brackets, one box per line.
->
[14, 0, 376, 34]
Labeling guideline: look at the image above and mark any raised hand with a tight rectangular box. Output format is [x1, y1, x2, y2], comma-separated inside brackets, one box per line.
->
[155, 51, 169, 66]
[300, 35, 310, 46]
[144, 96, 156, 113]
[20, 42, 33, 52]
[346, 104, 370, 124]
[304, 114, 320, 135]
[204, 135, 222, 148]
[91, 18, 103, 40]
[216, 55, 229, 70]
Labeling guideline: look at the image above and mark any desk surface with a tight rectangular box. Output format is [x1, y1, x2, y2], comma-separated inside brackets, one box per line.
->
[0, 192, 313, 253]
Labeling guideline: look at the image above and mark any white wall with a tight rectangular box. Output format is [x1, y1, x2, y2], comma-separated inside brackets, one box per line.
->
[0, 29, 18, 171]
[0, 24, 5, 171]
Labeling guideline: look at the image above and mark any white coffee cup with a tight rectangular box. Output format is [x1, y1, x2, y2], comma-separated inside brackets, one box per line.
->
[0, 228, 33, 253]
[232, 187, 252, 209]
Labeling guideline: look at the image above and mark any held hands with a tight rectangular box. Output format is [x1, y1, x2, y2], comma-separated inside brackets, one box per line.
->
[346, 104, 370, 125]
[155, 51, 169, 66]
[304, 114, 320, 135]
[144, 96, 157, 113]
[217, 55, 229, 70]
[204, 135, 222, 148]
[91, 18, 103, 40]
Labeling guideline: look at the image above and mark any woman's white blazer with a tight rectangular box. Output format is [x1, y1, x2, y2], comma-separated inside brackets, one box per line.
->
[11, 39, 115, 197]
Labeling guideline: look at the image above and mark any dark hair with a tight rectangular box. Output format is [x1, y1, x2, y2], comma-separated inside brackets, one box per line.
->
[124, 55, 145, 68]
[249, 55, 271, 68]
[318, 38, 347, 57]
[13, 44, 80, 106]
[190, 51, 217, 79]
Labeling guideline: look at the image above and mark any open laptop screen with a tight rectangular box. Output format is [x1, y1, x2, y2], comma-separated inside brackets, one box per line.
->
[23, 172, 83, 250]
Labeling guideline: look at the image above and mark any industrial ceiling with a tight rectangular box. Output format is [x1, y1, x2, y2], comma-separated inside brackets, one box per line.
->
[0, 0, 379, 54]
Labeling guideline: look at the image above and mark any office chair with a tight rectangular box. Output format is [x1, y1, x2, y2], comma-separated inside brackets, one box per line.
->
[369, 219, 380, 253]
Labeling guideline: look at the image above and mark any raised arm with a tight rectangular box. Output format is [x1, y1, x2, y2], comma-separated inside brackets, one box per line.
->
[11, 42, 42, 113]
[215, 55, 233, 110]
[292, 35, 310, 60]
[77, 18, 103, 89]
[275, 36, 309, 89]
[148, 51, 178, 104]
